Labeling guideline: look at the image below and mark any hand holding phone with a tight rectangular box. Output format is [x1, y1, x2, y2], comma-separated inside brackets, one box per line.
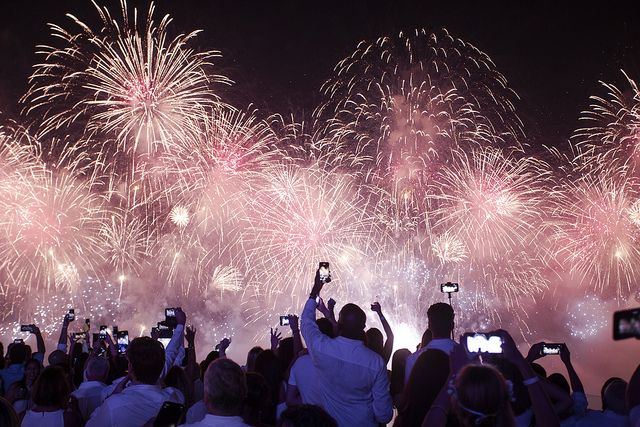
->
[462, 332, 503, 354]
[540, 343, 562, 356]
[318, 262, 331, 284]
[279, 315, 290, 326]
[20, 324, 36, 333]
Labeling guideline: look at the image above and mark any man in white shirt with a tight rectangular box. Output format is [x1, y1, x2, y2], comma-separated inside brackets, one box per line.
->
[286, 318, 334, 407]
[181, 358, 252, 427]
[405, 302, 457, 383]
[72, 356, 110, 421]
[86, 336, 184, 427]
[300, 270, 393, 427]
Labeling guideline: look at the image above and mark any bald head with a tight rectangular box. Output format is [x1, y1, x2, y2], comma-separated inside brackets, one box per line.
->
[338, 303, 366, 340]
[604, 379, 628, 415]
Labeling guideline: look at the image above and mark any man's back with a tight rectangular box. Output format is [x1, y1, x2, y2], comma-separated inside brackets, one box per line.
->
[301, 299, 393, 427]
[288, 354, 322, 406]
[72, 380, 107, 421]
[86, 384, 183, 427]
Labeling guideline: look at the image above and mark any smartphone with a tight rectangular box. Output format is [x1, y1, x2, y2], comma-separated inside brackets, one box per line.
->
[165, 308, 178, 328]
[68, 308, 75, 321]
[462, 333, 503, 354]
[541, 343, 562, 356]
[117, 331, 129, 354]
[13, 338, 24, 344]
[440, 282, 459, 293]
[153, 401, 185, 427]
[319, 262, 331, 283]
[279, 316, 290, 326]
[613, 308, 640, 340]
[20, 324, 35, 333]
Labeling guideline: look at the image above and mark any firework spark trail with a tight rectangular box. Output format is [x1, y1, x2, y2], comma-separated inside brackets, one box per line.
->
[313, 28, 524, 187]
[552, 168, 640, 298]
[241, 163, 390, 318]
[22, 0, 229, 160]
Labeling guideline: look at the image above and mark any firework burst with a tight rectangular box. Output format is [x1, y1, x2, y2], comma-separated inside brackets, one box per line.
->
[22, 0, 229, 161]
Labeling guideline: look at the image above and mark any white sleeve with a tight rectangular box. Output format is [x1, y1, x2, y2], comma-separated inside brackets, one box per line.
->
[288, 363, 298, 387]
[85, 400, 112, 427]
[161, 325, 184, 378]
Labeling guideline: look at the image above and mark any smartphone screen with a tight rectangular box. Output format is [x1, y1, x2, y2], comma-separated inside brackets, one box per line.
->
[541, 343, 562, 355]
[117, 331, 129, 354]
[463, 333, 503, 354]
[613, 308, 640, 340]
[153, 401, 185, 427]
[158, 338, 171, 348]
[319, 262, 330, 282]
[279, 316, 290, 326]
[68, 308, 75, 321]
[440, 282, 459, 293]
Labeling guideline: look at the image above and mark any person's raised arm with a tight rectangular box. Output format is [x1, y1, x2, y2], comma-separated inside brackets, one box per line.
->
[560, 344, 584, 394]
[300, 270, 328, 354]
[371, 302, 394, 364]
[57, 313, 73, 352]
[316, 298, 338, 335]
[161, 307, 186, 379]
[185, 326, 198, 382]
[32, 325, 45, 361]
[498, 330, 560, 427]
[288, 315, 303, 358]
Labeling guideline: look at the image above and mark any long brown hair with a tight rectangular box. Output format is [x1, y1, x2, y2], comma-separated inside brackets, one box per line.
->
[453, 365, 515, 427]
[31, 366, 71, 409]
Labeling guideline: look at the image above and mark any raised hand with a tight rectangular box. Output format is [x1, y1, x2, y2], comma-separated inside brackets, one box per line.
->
[186, 325, 197, 346]
[559, 343, 571, 365]
[215, 337, 231, 353]
[270, 327, 282, 350]
[371, 301, 382, 314]
[526, 342, 545, 363]
[327, 298, 336, 311]
[288, 314, 300, 333]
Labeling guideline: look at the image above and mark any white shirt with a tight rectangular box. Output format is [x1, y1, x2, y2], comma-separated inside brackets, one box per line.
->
[301, 298, 393, 427]
[162, 325, 185, 378]
[288, 354, 322, 406]
[86, 383, 184, 427]
[186, 400, 207, 424]
[575, 410, 630, 427]
[21, 409, 64, 427]
[182, 414, 252, 427]
[404, 338, 457, 383]
[72, 380, 107, 421]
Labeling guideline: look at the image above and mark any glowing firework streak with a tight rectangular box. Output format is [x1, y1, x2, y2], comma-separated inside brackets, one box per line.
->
[313, 28, 523, 185]
[170, 205, 190, 228]
[22, 0, 229, 158]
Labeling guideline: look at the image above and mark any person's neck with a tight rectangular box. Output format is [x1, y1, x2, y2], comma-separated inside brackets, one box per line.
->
[431, 334, 451, 340]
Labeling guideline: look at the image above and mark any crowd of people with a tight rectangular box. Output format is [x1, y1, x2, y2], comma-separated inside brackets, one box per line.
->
[1, 269, 639, 427]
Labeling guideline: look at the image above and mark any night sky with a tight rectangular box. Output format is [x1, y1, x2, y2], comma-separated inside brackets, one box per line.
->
[1, 1, 638, 148]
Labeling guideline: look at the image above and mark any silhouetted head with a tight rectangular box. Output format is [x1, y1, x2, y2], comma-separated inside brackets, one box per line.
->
[453, 364, 516, 427]
[201, 350, 220, 381]
[390, 348, 412, 395]
[603, 379, 628, 415]
[245, 346, 263, 373]
[316, 318, 335, 338]
[427, 303, 454, 339]
[8, 343, 27, 365]
[204, 358, 247, 416]
[31, 366, 71, 410]
[47, 350, 69, 368]
[338, 303, 366, 341]
[601, 377, 624, 411]
[548, 373, 570, 394]
[85, 356, 110, 382]
[127, 337, 165, 384]
[397, 349, 450, 426]
[365, 328, 384, 358]
[420, 329, 433, 348]
[277, 337, 295, 372]
[244, 372, 270, 420]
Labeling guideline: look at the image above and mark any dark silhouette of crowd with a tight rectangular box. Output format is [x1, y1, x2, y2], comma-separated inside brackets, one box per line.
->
[1, 267, 639, 427]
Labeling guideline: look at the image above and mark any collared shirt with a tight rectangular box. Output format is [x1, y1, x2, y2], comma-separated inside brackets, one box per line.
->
[72, 380, 108, 421]
[288, 354, 322, 406]
[186, 400, 207, 424]
[575, 409, 630, 427]
[86, 383, 184, 427]
[21, 409, 64, 427]
[301, 298, 393, 427]
[182, 414, 252, 427]
[404, 338, 457, 383]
